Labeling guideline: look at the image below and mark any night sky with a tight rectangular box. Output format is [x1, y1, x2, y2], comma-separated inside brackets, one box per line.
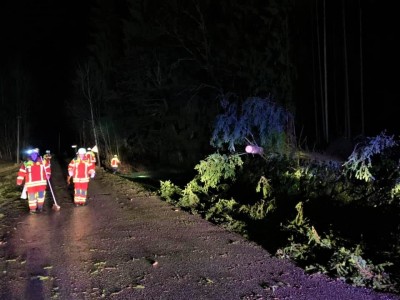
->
[362, 2, 398, 135]
[1, 0, 91, 151]
[1, 0, 399, 154]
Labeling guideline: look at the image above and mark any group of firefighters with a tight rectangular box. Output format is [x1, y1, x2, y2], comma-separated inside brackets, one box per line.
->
[16, 147, 121, 214]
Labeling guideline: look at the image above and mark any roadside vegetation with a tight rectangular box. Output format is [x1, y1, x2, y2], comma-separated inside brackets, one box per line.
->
[159, 98, 400, 294]
[0, 163, 25, 243]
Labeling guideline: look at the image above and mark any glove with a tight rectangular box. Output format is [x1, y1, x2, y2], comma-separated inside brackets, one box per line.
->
[91, 173, 95, 179]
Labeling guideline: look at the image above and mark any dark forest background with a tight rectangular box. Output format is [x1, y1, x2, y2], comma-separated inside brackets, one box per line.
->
[0, 0, 397, 169]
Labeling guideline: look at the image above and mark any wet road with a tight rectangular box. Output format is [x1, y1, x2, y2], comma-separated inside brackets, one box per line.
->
[0, 159, 399, 300]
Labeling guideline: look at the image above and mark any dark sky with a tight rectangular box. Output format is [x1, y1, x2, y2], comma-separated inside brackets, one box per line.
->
[1, 0, 91, 150]
[359, 1, 399, 135]
[1, 0, 90, 97]
[1, 0, 399, 152]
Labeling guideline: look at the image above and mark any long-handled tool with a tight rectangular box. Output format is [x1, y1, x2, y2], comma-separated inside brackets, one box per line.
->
[47, 177, 60, 211]
[40, 156, 60, 211]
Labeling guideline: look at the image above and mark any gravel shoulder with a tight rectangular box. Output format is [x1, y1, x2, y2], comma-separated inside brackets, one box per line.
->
[0, 158, 399, 300]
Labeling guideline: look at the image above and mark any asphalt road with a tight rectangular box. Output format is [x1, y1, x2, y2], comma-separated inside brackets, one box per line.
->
[0, 159, 399, 300]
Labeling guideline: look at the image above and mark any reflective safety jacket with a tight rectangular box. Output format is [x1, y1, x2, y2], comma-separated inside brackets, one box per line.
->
[43, 153, 52, 165]
[86, 151, 96, 166]
[68, 157, 95, 183]
[111, 157, 121, 168]
[16, 158, 51, 192]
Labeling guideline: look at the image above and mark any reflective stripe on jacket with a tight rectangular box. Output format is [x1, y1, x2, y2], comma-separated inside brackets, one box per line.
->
[68, 158, 95, 183]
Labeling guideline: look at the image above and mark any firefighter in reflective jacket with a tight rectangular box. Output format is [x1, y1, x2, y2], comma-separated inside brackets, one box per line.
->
[111, 155, 121, 174]
[43, 150, 52, 165]
[16, 148, 51, 213]
[68, 148, 95, 206]
[86, 147, 96, 166]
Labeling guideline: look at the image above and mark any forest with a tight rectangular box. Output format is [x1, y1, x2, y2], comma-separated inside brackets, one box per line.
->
[1, 0, 395, 164]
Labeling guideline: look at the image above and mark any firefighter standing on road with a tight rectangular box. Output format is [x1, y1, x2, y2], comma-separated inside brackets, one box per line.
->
[68, 148, 95, 206]
[86, 147, 96, 167]
[43, 150, 52, 165]
[16, 148, 51, 214]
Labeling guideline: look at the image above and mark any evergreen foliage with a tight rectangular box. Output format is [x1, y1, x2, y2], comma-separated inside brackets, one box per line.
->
[343, 131, 397, 182]
[194, 153, 243, 192]
[158, 179, 182, 204]
[179, 181, 202, 212]
[159, 129, 400, 293]
[280, 203, 395, 291]
[205, 198, 238, 223]
[239, 199, 271, 220]
[211, 96, 295, 153]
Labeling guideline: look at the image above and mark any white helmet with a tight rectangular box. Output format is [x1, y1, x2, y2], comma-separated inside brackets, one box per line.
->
[77, 148, 86, 155]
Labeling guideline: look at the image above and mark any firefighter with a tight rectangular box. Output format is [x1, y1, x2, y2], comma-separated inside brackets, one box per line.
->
[68, 148, 95, 206]
[16, 148, 51, 213]
[86, 147, 96, 167]
[110, 154, 121, 174]
[43, 150, 52, 165]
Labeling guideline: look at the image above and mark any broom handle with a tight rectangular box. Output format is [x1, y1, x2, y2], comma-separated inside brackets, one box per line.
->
[40, 157, 59, 207]
[47, 177, 59, 206]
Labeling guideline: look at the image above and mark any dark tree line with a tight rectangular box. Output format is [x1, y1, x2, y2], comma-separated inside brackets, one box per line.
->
[67, 0, 295, 169]
[0, 0, 388, 166]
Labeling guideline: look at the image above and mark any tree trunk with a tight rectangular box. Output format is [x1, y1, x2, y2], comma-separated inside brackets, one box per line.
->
[323, 0, 329, 143]
[342, 0, 351, 139]
[358, 0, 365, 136]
